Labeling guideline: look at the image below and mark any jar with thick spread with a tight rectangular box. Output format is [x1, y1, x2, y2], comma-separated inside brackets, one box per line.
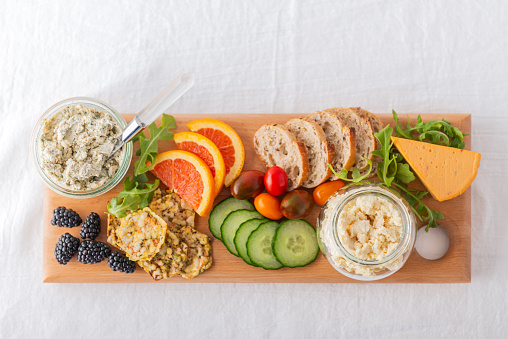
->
[317, 184, 417, 281]
[31, 97, 132, 198]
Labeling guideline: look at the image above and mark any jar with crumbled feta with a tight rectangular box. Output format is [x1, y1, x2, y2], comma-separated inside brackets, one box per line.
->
[316, 184, 417, 281]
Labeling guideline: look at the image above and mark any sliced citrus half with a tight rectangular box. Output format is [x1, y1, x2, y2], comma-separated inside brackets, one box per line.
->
[187, 118, 245, 187]
[151, 150, 214, 216]
[173, 131, 226, 196]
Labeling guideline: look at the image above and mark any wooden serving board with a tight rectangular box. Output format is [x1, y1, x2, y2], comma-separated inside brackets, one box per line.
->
[43, 113, 471, 283]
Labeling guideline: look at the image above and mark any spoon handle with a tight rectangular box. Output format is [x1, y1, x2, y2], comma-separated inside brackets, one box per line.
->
[107, 73, 194, 160]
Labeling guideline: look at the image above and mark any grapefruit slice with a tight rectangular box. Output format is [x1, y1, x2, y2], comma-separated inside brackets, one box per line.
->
[173, 131, 226, 196]
[151, 150, 214, 216]
[187, 119, 245, 187]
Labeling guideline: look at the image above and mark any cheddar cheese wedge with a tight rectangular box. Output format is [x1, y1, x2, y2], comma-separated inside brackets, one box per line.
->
[391, 137, 481, 201]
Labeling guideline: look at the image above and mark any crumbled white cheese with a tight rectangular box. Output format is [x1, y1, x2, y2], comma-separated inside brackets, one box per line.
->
[321, 194, 404, 277]
[39, 104, 124, 190]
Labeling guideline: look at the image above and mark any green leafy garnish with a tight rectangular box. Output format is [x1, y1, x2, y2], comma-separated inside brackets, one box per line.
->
[133, 114, 177, 176]
[119, 175, 160, 209]
[107, 196, 140, 219]
[107, 114, 176, 218]
[392, 110, 467, 149]
[329, 111, 468, 232]
[373, 126, 444, 231]
[328, 157, 373, 184]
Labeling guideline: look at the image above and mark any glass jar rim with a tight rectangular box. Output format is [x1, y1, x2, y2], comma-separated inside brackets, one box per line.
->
[329, 183, 416, 268]
[30, 97, 132, 198]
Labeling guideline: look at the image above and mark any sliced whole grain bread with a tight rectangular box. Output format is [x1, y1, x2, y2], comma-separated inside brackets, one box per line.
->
[305, 111, 356, 181]
[350, 107, 384, 134]
[350, 107, 384, 178]
[284, 118, 335, 188]
[324, 107, 376, 172]
[253, 124, 309, 191]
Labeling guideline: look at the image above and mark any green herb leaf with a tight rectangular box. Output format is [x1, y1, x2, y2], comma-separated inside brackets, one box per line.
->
[372, 126, 396, 186]
[328, 158, 373, 183]
[107, 114, 176, 218]
[107, 196, 141, 219]
[395, 162, 415, 184]
[392, 110, 466, 149]
[374, 124, 445, 232]
[133, 114, 177, 176]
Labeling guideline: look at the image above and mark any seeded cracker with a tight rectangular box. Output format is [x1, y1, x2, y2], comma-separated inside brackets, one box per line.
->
[111, 208, 167, 261]
[178, 226, 213, 280]
[149, 191, 195, 232]
[107, 189, 212, 280]
[137, 227, 189, 280]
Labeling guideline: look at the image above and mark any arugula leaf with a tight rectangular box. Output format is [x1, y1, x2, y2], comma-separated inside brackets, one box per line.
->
[372, 127, 396, 186]
[395, 163, 415, 184]
[392, 110, 413, 140]
[107, 114, 176, 218]
[118, 176, 160, 209]
[328, 157, 373, 183]
[392, 110, 466, 149]
[107, 196, 141, 219]
[133, 114, 177, 176]
[374, 124, 444, 232]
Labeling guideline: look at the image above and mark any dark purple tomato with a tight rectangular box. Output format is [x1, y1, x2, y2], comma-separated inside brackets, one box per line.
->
[230, 170, 265, 200]
[280, 190, 314, 219]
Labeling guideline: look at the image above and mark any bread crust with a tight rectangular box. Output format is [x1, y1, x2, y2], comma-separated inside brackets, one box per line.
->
[305, 111, 356, 181]
[324, 107, 376, 172]
[350, 107, 384, 134]
[350, 107, 383, 170]
[253, 124, 309, 191]
[285, 118, 334, 188]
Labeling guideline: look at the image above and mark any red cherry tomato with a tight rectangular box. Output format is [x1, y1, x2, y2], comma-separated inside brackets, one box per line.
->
[280, 190, 314, 219]
[230, 170, 265, 200]
[313, 180, 345, 206]
[264, 166, 288, 196]
[254, 193, 283, 220]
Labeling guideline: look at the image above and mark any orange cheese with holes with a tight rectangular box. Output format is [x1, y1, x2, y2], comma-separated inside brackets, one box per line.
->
[391, 137, 481, 201]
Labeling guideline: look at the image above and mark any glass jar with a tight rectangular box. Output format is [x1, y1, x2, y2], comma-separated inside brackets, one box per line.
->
[30, 97, 132, 199]
[316, 183, 417, 281]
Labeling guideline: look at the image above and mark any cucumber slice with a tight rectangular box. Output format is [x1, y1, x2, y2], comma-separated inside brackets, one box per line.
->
[273, 219, 319, 268]
[234, 218, 268, 266]
[221, 210, 264, 256]
[208, 197, 255, 241]
[247, 221, 283, 270]
[316, 230, 326, 256]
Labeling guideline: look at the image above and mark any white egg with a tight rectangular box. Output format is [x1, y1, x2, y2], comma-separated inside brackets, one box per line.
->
[415, 226, 450, 260]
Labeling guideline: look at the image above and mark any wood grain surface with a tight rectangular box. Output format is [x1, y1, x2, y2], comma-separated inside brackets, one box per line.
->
[43, 113, 471, 283]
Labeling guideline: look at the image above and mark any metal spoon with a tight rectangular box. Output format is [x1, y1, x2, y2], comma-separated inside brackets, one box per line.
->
[106, 73, 195, 161]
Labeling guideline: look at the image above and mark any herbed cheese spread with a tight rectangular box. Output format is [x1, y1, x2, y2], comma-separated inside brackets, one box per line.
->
[39, 104, 124, 190]
[321, 194, 404, 277]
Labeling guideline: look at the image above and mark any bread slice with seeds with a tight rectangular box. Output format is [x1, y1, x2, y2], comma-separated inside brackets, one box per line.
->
[324, 107, 376, 172]
[305, 111, 355, 181]
[284, 118, 335, 188]
[350, 107, 384, 134]
[253, 124, 309, 191]
[350, 107, 384, 177]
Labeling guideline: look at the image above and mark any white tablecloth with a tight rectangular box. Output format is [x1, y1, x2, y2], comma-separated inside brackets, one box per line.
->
[1, 1, 506, 338]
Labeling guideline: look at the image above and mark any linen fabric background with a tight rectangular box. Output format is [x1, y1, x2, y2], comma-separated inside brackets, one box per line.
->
[0, 1, 506, 338]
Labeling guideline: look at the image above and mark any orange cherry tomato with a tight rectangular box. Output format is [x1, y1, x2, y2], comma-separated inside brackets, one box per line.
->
[254, 193, 283, 220]
[313, 180, 345, 206]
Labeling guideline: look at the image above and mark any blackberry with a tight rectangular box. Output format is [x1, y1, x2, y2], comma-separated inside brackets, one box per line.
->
[77, 240, 111, 264]
[80, 212, 101, 240]
[108, 252, 136, 274]
[54, 233, 80, 265]
[51, 206, 82, 228]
